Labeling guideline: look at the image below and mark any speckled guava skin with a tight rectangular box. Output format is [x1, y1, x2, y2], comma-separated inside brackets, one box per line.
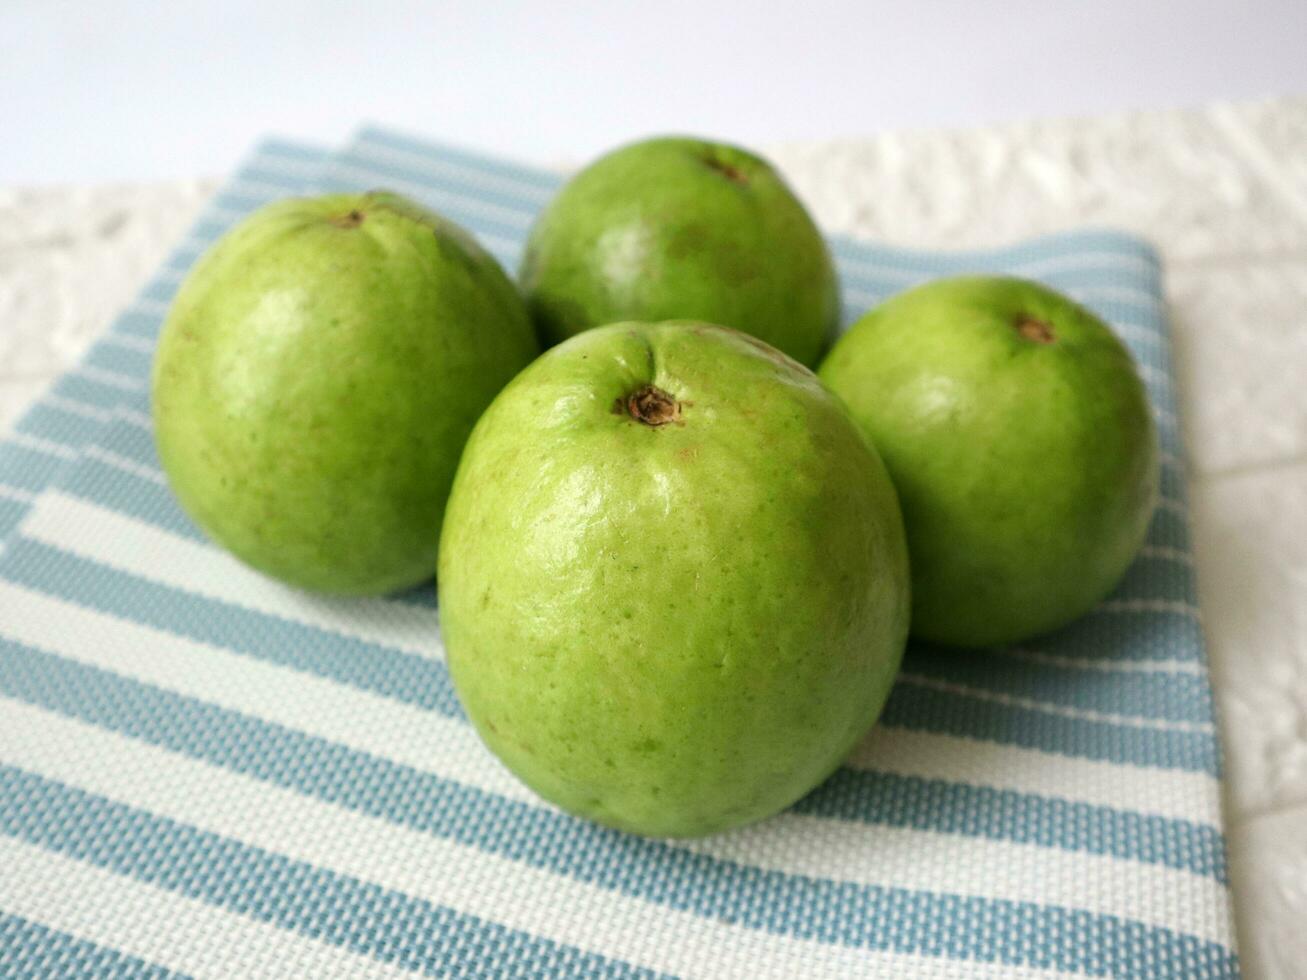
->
[438, 321, 910, 837]
[152, 192, 538, 595]
[819, 276, 1159, 648]
[520, 137, 840, 367]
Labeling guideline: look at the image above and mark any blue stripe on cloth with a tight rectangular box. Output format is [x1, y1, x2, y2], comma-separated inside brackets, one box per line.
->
[0, 649, 1235, 978]
[0, 532, 1214, 771]
[1113, 553, 1198, 605]
[138, 277, 181, 306]
[48, 372, 138, 413]
[901, 645, 1212, 724]
[61, 459, 197, 540]
[391, 580, 440, 608]
[0, 444, 66, 496]
[1031, 607, 1207, 665]
[115, 387, 151, 418]
[0, 537, 462, 716]
[80, 416, 158, 470]
[14, 400, 109, 445]
[881, 682, 1217, 775]
[82, 341, 152, 382]
[832, 258, 1164, 292]
[1147, 507, 1192, 551]
[54, 399, 1198, 511]
[0, 634, 1226, 884]
[7, 456, 1207, 663]
[108, 308, 164, 339]
[355, 125, 563, 193]
[164, 241, 207, 270]
[80, 384, 1199, 517]
[322, 158, 536, 241]
[1158, 463, 1188, 504]
[0, 767, 660, 980]
[837, 277, 1166, 326]
[2, 527, 1209, 730]
[824, 230, 1161, 274]
[0, 496, 28, 540]
[62, 411, 1201, 613]
[50, 428, 1202, 684]
[796, 769, 1226, 883]
[0, 912, 184, 979]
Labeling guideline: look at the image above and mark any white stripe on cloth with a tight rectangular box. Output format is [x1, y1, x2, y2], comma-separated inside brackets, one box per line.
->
[70, 365, 144, 392]
[0, 699, 1096, 980]
[0, 588, 1230, 946]
[1004, 251, 1160, 279]
[80, 446, 166, 485]
[849, 727, 1219, 826]
[23, 491, 442, 659]
[825, 252, 1161, 288]
[41, 395, 115, 423]
[894, 673, 1215, 734]
[839, 284, 1163, 316]
[0, 578, 528, 801]
[996, 646, 1203, 676]
[19, 492, 1221, 824]
[340, 141, 559, 205]
[324, 160, 535, 231]
[22, 489, 1200, 701]
[0, 836, 420, 980]
[5, 432, 79, 462]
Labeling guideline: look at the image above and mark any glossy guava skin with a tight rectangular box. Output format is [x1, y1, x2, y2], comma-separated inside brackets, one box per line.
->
[439, 321, 910, 838]
[520, 137, 840, 367]
[819, 276, 1159, 648]
[152, 192, 538, 595]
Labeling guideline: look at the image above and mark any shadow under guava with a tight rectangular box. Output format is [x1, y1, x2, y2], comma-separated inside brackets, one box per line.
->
[789, 522, 1214, 822]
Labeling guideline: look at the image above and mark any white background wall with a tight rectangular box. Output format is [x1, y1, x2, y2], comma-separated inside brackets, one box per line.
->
[4, 0, 1306, 183]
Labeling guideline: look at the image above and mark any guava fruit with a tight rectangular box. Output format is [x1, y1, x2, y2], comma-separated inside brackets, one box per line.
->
[438, 321, 910, 837]
[519, 137, 840, 367]
[819, 275, 1159, 648]
[152, 192, 538, 595]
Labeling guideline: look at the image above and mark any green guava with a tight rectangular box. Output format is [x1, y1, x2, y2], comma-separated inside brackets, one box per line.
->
[438, 321, 910, 837]
[819, 276, 1159, 648]
[152, 192, 538, 595]
[519, 137, 840, 367]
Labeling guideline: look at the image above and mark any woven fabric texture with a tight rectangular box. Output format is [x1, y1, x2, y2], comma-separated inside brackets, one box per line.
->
[0, 130, 1237, 978]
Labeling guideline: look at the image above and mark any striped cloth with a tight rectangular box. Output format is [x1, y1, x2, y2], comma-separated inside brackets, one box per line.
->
[0, 129, 1238, 978]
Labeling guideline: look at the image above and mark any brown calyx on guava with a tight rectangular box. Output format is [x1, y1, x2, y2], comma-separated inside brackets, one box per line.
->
[625, 384, 680, 426]
[701, 155, 749, 185]
[330, 210, 365, 229]
[1015, 315, 1056, 344]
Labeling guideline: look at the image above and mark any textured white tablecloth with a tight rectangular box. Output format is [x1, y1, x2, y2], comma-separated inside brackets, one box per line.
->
[2, 97, 1304, 979]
